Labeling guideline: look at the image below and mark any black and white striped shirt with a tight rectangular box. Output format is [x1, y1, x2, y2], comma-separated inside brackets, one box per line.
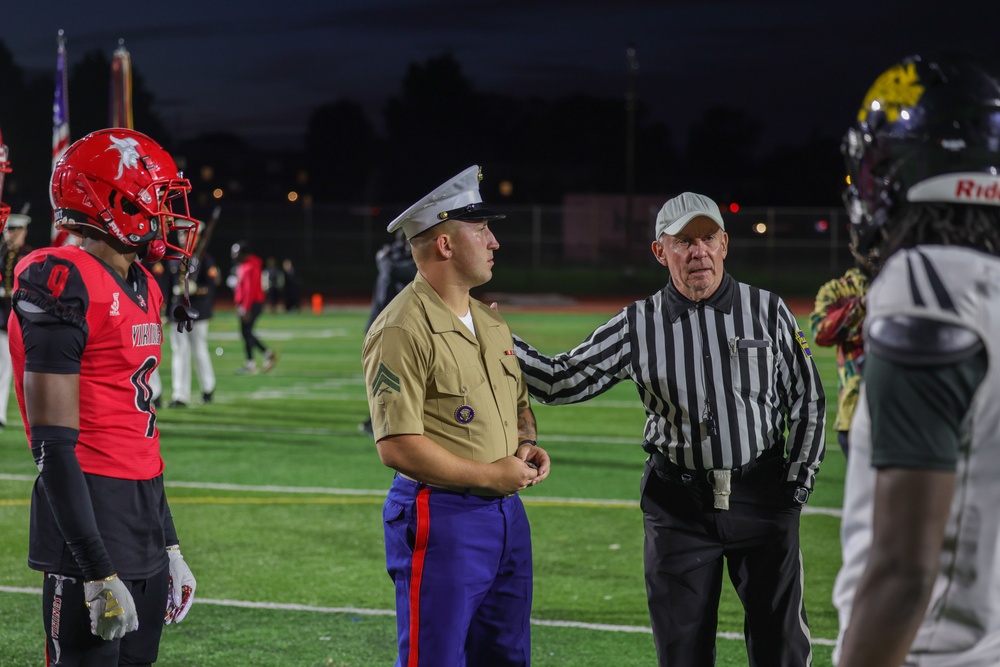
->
[514, 273, 826, 489]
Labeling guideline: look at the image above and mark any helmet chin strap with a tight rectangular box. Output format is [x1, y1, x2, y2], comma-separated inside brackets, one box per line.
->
[144, 238, 167, 263]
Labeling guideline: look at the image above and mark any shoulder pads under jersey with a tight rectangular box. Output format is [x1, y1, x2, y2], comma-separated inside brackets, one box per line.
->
[868, 315, 983, 366]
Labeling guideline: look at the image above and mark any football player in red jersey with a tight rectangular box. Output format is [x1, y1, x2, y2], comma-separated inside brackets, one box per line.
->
[7, 129, 199, 665]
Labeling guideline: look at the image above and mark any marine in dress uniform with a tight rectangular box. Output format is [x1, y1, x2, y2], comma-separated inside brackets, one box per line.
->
[362, 165, 550, 667]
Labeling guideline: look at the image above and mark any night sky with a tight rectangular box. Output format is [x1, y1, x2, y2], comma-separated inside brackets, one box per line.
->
[4, 0, 999, 151]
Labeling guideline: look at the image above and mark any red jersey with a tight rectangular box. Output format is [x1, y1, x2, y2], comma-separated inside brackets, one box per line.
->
[233, 253, 265, 311]
[9, 246, 165, 480]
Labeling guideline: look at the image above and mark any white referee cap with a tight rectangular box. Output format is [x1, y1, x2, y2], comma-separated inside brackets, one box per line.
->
[655, 192, 725, 240]
[387, 165, 506, 240]
[6, 213, 30, 229]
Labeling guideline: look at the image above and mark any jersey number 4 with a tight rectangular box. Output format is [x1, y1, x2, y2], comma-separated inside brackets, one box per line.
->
[130, 356, 159, 438]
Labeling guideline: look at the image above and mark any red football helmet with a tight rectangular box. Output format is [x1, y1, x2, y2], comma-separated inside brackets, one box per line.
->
[0, 127, 11, 233]
[50, 129, 199, 260]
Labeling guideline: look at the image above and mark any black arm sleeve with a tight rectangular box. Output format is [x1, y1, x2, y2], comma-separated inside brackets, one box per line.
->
[18, 314, 86, 374]
[31, 425, 115, 580]
[162, 490, 179, 547]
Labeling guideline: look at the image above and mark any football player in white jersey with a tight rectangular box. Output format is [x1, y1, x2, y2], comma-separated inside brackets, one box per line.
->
[834, 53, 1000, 666]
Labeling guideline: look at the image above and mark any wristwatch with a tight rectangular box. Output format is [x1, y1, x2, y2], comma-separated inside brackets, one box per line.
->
[790, 485, 810, 506]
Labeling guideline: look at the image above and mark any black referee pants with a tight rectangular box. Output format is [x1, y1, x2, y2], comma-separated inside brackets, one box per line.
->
[640, 455, 811, 667]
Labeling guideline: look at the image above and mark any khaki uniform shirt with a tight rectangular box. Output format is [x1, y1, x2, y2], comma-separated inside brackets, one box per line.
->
[362, 273, 528, 465]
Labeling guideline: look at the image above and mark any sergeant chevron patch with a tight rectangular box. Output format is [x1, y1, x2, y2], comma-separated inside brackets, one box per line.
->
[371, 363, 401, 397]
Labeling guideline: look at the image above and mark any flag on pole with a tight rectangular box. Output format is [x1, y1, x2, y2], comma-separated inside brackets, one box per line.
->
[51, 29, 76, 247]
[109, 39, 133, 129]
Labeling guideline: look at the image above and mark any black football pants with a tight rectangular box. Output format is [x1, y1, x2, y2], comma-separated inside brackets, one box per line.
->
[41, 566, 169, 666]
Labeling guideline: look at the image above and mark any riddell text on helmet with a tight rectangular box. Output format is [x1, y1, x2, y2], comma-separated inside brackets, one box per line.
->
[956, 179, 1000, 201]
[910, 175, 1000, 204]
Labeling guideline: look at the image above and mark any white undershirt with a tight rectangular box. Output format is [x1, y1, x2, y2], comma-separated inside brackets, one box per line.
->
[458, 309, 476, 336]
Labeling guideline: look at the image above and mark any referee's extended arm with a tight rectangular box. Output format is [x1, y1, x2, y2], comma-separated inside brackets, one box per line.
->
[513, 308, 632, 405]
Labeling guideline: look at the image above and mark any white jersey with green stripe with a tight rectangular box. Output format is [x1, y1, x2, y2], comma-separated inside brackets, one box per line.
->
[835, 245, 1000, 665]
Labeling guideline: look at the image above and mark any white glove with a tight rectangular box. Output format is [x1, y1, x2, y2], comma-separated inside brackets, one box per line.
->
[84, 574, 139, 640]
[164, 546, 197, 625]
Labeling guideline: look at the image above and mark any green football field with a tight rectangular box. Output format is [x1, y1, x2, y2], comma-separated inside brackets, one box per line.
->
[0, 305, 844, 666]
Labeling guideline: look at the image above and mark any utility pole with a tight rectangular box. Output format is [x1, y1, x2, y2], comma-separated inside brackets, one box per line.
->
[625, 43, 638, 263]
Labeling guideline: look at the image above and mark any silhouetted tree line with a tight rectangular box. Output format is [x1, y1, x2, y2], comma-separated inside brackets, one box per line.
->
[0, 42, 845, 224]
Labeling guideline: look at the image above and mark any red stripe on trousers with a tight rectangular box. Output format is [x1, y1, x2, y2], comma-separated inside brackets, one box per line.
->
[408, 487, 432, 667]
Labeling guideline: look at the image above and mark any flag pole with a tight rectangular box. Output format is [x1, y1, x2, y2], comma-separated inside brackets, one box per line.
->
[110, 38, 134, 129]
[51, 29, 76, 247]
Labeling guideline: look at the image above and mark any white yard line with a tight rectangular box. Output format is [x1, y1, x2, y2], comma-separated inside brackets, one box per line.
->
[0, 473, 842, 517]
[0, 586, 836, 646]
[207, 328, 352, 341]
[169, 421, 659, 446]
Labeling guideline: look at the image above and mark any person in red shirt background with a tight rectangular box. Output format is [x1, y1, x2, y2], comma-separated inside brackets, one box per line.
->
[230, 240, 277, 374]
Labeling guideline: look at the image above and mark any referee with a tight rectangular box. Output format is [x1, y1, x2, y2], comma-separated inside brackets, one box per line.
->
[515, 192, 826, 667]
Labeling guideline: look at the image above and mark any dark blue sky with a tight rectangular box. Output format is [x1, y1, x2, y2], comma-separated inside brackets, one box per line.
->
[4, 0, 998, 150]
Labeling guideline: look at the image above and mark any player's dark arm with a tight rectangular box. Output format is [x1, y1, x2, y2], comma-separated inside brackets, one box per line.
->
[26, 373, 114, 580]
[839, 467, 955, 665]
[161, 493, 180, 547]
[19, 311, 116, 580]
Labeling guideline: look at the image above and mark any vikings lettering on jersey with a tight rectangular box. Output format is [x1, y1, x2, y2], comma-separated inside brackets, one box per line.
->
[132, 322, 162, 347]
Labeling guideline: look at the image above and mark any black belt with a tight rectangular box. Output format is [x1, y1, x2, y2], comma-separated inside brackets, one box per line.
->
[649, 445, 782, 487]
[395, 473, 511, 500]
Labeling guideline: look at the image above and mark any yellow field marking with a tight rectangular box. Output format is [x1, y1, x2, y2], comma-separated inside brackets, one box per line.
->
[165, 496, 640, 509]
[1, 496, 636, 509]
[169, 496, 383, 505]
[0, 473, 841, 515]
